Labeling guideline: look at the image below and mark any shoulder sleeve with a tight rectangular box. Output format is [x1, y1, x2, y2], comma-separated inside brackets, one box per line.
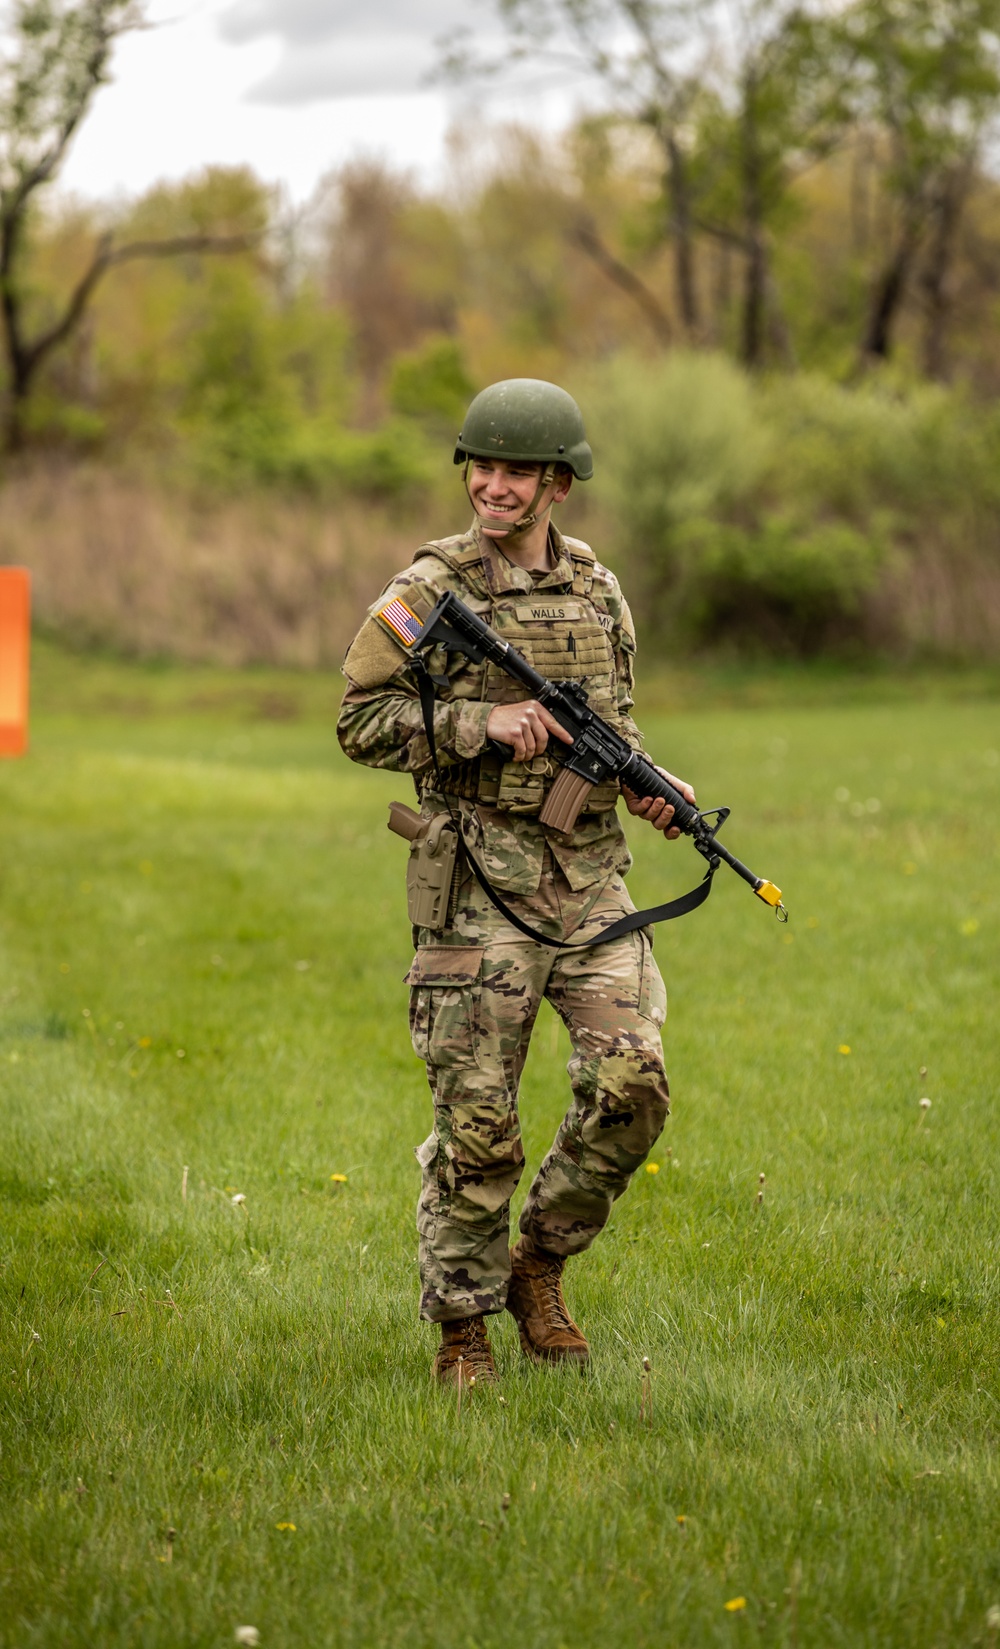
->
[591, 562, 631, 651]
[594, 562, 642, 747]
[342, 560, 448, 689]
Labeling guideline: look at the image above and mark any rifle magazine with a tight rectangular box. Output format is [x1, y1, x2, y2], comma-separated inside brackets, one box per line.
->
[539, 768, 595, 833]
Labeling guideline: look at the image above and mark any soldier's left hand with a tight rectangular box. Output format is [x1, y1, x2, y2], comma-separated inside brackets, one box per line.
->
[623, 768, 696, 840]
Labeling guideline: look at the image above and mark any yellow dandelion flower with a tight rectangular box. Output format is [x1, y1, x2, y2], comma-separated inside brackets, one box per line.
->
[960, 918, 979, 937]
[676, 1514, 686, 1525]
[275, 1522, 296, 1532]
[645, 1162, 660, 1175]
[724, 1597, 747, 1612]
[330, 1174, 348, 1183]
[838, 1044, 851, 1055]
[138, 1037, 151, 1048]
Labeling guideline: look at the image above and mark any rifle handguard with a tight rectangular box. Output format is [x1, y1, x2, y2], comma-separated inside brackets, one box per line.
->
[538, 768, 593, 833]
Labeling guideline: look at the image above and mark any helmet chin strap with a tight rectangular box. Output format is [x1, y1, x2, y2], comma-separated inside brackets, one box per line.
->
[464, 460, 556, 540]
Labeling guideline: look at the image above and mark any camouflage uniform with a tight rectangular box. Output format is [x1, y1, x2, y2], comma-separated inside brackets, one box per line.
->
[338, 521, 670, 1323]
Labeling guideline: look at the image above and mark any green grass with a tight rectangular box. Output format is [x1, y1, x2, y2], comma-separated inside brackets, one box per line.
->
[2, 645, 999, 1648]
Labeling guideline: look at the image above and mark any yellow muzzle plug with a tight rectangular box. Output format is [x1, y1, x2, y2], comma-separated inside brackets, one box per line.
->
[754, 880, 788, 922]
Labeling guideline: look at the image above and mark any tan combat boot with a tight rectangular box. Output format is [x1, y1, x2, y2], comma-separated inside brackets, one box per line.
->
[506, 1239, 590, 1366]
[431, 1314, 498, 1387]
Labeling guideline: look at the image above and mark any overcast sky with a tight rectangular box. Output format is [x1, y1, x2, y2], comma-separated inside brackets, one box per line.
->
[56, 0, 583, 204]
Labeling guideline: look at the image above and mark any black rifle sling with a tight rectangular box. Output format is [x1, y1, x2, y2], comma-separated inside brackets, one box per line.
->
[413, 661, 716, 951]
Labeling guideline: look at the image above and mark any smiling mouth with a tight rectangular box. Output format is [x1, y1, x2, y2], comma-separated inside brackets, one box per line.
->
[480, 501, 518, 514]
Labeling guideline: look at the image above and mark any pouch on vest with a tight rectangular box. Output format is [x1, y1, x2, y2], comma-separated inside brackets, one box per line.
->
[388, 803, 459, 931]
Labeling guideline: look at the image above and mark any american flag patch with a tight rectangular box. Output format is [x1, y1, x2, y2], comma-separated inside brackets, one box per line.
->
[377, 597, 421, 647]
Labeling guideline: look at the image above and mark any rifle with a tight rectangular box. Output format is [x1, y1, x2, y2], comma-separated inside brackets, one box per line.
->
[407, 589, 787, 931]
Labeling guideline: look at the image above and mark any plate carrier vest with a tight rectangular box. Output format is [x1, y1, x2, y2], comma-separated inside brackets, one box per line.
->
[413, 533, 627, 816]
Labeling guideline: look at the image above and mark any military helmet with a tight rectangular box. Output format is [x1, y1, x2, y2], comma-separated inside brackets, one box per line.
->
[454, 379, 594, 480]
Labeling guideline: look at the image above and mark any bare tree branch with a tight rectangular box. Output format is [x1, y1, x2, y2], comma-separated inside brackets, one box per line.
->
[0, 3, 264, 450]
[569, 216, 673, 342]
[21, 233, 258, 379]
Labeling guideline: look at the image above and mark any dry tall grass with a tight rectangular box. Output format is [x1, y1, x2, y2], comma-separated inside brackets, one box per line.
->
[2, 461, 999, 665]
[869, 538, 1000, 659]
[0, 466, 445, 668]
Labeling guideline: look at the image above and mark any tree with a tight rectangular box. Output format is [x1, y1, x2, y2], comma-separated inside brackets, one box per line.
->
[442, 0, 706, 337]
[0, 0, 254, 453]
[689, 2, 853, 366]
[317, 159, 464, 418]
[841, 0, 1000, 368]
[447, 1, 852, 365]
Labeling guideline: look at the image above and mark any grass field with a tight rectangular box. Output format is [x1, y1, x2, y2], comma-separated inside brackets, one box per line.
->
[1, 644, 999, 1648]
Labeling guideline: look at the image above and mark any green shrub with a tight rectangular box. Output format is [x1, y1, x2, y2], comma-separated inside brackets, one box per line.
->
[388, 336, 472, 430]
[587, 352, 770, 586]
[585, 353, 1000, 656]
[185, 412, 432, 497]
[674, 516, 887, 654]
[763, 372, 1000, 521]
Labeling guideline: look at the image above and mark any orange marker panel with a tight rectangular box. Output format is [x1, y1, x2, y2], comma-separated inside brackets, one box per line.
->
[0, 567, 31, 757]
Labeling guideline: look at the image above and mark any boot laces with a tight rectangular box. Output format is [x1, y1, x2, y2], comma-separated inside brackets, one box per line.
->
[456, 1316, 493, 1371]
[538, 1258, 573, 1329]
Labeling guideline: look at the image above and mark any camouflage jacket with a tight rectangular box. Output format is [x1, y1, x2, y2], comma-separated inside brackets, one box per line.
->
[337, 520, 645, 897]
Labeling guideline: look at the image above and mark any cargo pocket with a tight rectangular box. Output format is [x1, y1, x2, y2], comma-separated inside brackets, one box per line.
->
[414, 1131, 448, 1224]
[405, 946, 483, 1069]
[638, 931, 667, 1028]
[414, 1133, 439, 1169]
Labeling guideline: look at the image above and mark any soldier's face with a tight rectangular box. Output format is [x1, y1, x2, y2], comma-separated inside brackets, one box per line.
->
[468, 458, 571, 536]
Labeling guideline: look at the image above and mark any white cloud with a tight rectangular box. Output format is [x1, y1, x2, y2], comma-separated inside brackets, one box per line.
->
[219, 0, 471, 47]
[218, 0, 475, 102]
[53, 0, 585, 206]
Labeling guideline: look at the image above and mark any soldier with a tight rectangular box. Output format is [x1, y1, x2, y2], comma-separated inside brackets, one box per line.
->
[337, 379, 695, 1386]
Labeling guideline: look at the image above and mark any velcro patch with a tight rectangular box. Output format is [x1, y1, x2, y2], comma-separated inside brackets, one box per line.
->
[513, 601, 586, 623]
[404, 947, 483, 986]
[377, 596, 422, 647]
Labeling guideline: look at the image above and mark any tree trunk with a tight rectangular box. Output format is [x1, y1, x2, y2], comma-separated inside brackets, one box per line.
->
[850, 128, 874, 257]
[766, 271, 796, 370]
[2, 365, 30, 453]
[740, 72, 767, 369]
[714, 235, 733, 330]
[0, 214, 31, 454]
[742, 230, 767, 367]
[665, 131, 699, 336]
[919, 160, 973, 381]
[860, 207, 923, 362]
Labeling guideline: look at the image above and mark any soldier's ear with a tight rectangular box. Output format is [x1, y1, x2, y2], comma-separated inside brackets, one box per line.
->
[552, 466, 573, 504]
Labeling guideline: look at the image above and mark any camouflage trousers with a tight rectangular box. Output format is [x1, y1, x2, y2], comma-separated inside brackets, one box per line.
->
[408, 853, 669, 1322]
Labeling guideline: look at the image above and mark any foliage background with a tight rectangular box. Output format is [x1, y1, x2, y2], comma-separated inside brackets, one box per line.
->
[4, 98, 1000, 661]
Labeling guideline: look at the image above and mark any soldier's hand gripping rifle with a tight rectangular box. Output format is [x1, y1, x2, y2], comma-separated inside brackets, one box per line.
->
[408, 589, 787, 930]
